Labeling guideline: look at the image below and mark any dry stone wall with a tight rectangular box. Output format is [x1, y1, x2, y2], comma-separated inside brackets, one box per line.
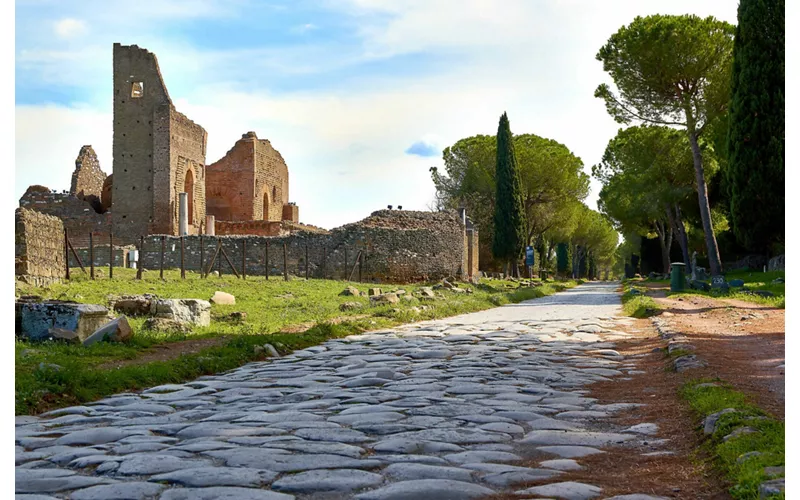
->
[139, 210, 474, 283]
[15, 208, 65, 285]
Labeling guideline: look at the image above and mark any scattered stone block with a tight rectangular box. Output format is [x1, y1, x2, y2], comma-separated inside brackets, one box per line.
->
[210, 291, 236, 305]
[263, 344, 280, 357]
[368, 288, 383, 296]
[759, 478, 784, 498]
[143, 318, 191, 334]
[47, 327, 80, 344]
[154, 299, 211, 326]
[113, 295, 157, 316]
[736, 451, 763, 464]
[340, 302, 363, 311]
[673, 354, 707, 372]
[722, 426, 759, 442]
[17, 301, 110, 342]
[340, 286, 362, 297]
[370, 293, 400, 305]
[83, 316, 133, 346]
[703, 408, 738, 435]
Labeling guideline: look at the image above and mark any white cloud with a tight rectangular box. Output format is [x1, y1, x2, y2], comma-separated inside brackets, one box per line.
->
[54, 18, 87, 38]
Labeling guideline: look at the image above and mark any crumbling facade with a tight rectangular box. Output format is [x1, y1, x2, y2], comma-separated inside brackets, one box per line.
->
[206, 131, 298, 223]
[15, 208, 65, 286]
[70, 146, 106, 204]
[112, 43, 208, 240]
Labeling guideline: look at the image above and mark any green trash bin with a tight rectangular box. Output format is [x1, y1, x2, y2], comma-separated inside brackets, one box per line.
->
[670, 262, 686, 292]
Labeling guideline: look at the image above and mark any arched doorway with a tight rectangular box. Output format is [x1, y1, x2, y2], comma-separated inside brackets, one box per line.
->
[184, 169, 194, 225]
[262, 190, 270, 220]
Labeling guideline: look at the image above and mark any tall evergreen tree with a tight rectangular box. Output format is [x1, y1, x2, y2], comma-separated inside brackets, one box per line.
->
[727, 0, 785, 254]
[556, 242, 571, 275]
[492, 112, 526, 276]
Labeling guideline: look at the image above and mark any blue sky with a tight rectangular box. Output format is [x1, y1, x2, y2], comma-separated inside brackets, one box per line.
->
[15, 0, 738, 229]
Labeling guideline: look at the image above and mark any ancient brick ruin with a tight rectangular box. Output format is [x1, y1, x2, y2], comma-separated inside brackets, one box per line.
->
[16, 43, 479, 282]
[15, 208, 66, 286]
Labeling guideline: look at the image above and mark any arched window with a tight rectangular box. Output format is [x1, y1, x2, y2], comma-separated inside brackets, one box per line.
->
[184, 169, 194, 225]
[263, 191, 270, 220]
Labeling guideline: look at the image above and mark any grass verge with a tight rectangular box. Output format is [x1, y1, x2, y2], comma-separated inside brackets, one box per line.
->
[620, 284, 661, 318]
[16, 270, 576, 415]
[680, 379, 785, 499]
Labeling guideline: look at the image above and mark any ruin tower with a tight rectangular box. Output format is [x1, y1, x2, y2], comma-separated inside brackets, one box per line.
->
[206, 131, 298, 223]
[70, 145, 106, 200]
[112, 43, 208, 239]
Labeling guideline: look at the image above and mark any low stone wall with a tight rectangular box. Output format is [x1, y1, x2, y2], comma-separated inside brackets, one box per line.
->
[768, 254, 785, 271]
[70, 245, 134, 268]
[15, 208, 65, 286]
[215, 220, 284, 237]
[138, 210, 474, 283]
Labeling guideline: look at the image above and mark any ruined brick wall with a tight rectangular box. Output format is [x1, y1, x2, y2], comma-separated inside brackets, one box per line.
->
[139, 210, 472, 283]
[206, 131, 291, 223]
[282, 203, 299, 223]
[70, 245, 132, 268]
[215, 220, 285, 237]
[206, 134, 257, 221]
[70, 145, 107, 200]
[19, 189, 116, 247]
[15, 208, 65, 285]
[112, 43, 207, 240]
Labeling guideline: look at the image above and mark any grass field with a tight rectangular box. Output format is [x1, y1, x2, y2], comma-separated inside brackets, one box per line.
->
[15, 269, 576, 415]
[680, 379, 785, 499]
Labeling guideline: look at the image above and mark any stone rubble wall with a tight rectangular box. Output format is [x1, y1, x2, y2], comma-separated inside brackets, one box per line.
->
[18, 190, 117, 247]
[768, 254, 785, 271]
[69, 245, 134, 268]
[70, 145, 107, 200]
[15, 208, 65, 286]
[139, 210, 472, 283]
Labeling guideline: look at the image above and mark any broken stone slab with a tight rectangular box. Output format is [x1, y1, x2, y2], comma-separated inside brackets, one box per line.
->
[271, 468, 384, 493]
[47, 327, 80, 344]
[703, 408, 738, 435]
[368, 288, 383, 296]
[673, 354, 707, 372]
[340, 286, 363, 296]
[154, 299, 211, 326]
[722, 426, 759, 442]
[17, 301, 109, 342]
[520, 430, 635, 447]
[758, 478, 784, 498]
[83, 316, 133, 346]
[210, 291, 235, 305]
[112, 295, 157, 316]
[340, 302, 364, 311]
[371, 293, 400, 305]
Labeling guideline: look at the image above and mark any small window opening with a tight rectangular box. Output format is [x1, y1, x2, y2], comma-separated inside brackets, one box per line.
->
[131, 82, 144, 98]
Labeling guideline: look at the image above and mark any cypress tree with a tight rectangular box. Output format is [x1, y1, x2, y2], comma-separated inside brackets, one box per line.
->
[556, 243, 571, 275]
[727, 0, 785, 254]
[492, 112, 526, 276]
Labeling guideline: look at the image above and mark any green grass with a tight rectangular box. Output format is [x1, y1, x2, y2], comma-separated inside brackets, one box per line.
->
[680, 379, 785, 499]
[669, 270, 785, 309]
[16, 269, 576, 414]
[620, 285, 661, 318]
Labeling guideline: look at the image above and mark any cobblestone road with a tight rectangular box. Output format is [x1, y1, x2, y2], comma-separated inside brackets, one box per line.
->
[16, 282, 668, 500]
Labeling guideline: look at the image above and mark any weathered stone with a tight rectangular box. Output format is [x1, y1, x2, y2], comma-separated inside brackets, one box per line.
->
[149, 467, 277, 487]
[736, 451, 763, 464]
[703, 408, 738, 435]
[729, 279, 745, 287]
[758, 478, 784, 498]
[354, 479, 494, 500]
[518, 481, 602, 499]
[368, 288, 383, 296]
[83, 316, 133, 345]
[722, 426, 759, 442]
[117, 454, 212, 475]
[17, 301, 109, 342]
[15, 469, 116, 494]
[340, 301, 364, 311]
[46, 327, 80, 344]
[142, 317, 191, 333]
[54, 428, 137, 446]
[69, 482, 165, 500]
[371, 293, 400, 305]
[113, 295, 157, 316]
[210, 291, 236, 305]
[521, 430, 634, 447]
[272, 469, 384, 493]
[536, 446, 606, 458]
[674, 354, 707, 372]
[384, 463, 476, 482]
[159, 487, 294, 500]
[340, 286, 362, 296]
[154, 299, 211, 326]
[540, 459, 583, 471]
[206, 448, 382, 472]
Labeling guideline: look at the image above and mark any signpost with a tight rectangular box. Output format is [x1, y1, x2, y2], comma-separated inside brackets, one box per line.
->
[525, 246, 535, 279]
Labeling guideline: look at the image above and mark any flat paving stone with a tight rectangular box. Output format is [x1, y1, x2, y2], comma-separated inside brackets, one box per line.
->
[536, 446, 606, 458]
[272, 468, 384, 493]
[159, 487, 295, 499]
[15, 469, 117, 494]
[149, 467, 278, 487]
[384, 463, 477, 482]
[68, 482, 166, 500]
[521, 430, 635, 446]
[540, 458, 584, 471]
[519, 481, 603, 499]
[354, 479, 495, 499]
[117, 454, 213, 475]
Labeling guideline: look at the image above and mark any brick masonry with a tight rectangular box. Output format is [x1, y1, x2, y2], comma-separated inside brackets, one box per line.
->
[70, 145, 107, 203]
[15, 208, 65, 286]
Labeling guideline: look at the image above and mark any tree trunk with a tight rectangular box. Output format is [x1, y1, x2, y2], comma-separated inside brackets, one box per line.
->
[670, 204, 691, 273]
[654, 220, 670, 274]
[688, 131, 722, 275]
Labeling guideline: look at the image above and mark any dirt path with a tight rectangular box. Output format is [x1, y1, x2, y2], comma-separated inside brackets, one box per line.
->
[652, 293, 785, 418]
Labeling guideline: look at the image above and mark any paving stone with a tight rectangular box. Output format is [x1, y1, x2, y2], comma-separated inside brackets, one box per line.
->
[540, 459, 584, 471]
[354, 479, 495, 499]
[68, 482, 166, 500]
[15, 469, 117, 494]
[384, 463, 477, 482]
[519, 481, 603, 499]
[149, 467, 277, 487]
[159, 487, 295, 500]
[443, 450, 522, 464]
[604, 495, 670, 500]
[206, 448, 382, 472]
[53, 428, 138, 446]
[272, 469, 384, 493]
[521, 430, 635, 446]
[117, 454, 213, 475]
[623, 423, 659, 435]
[536, 446, 606, 458]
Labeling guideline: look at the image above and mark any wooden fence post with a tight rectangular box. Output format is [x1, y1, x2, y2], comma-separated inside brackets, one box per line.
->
[344, 248, 348, 281]
[160, 235, 165, 280]
[89, 232, 95, 280]
[109, 232, 114, 279]
[180, 236, 185, 279]
[359, 251, 363, 283]
[242, 239, 247, 280]
[305, 243, 309, 280]
[64, 228, 70, 280]
[136, 236, 144, 280]
[322, 247, 327, 280]
[265, 241, 270, 280]
[283, 242, 288, 282]
[199, 235, 204, 278]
